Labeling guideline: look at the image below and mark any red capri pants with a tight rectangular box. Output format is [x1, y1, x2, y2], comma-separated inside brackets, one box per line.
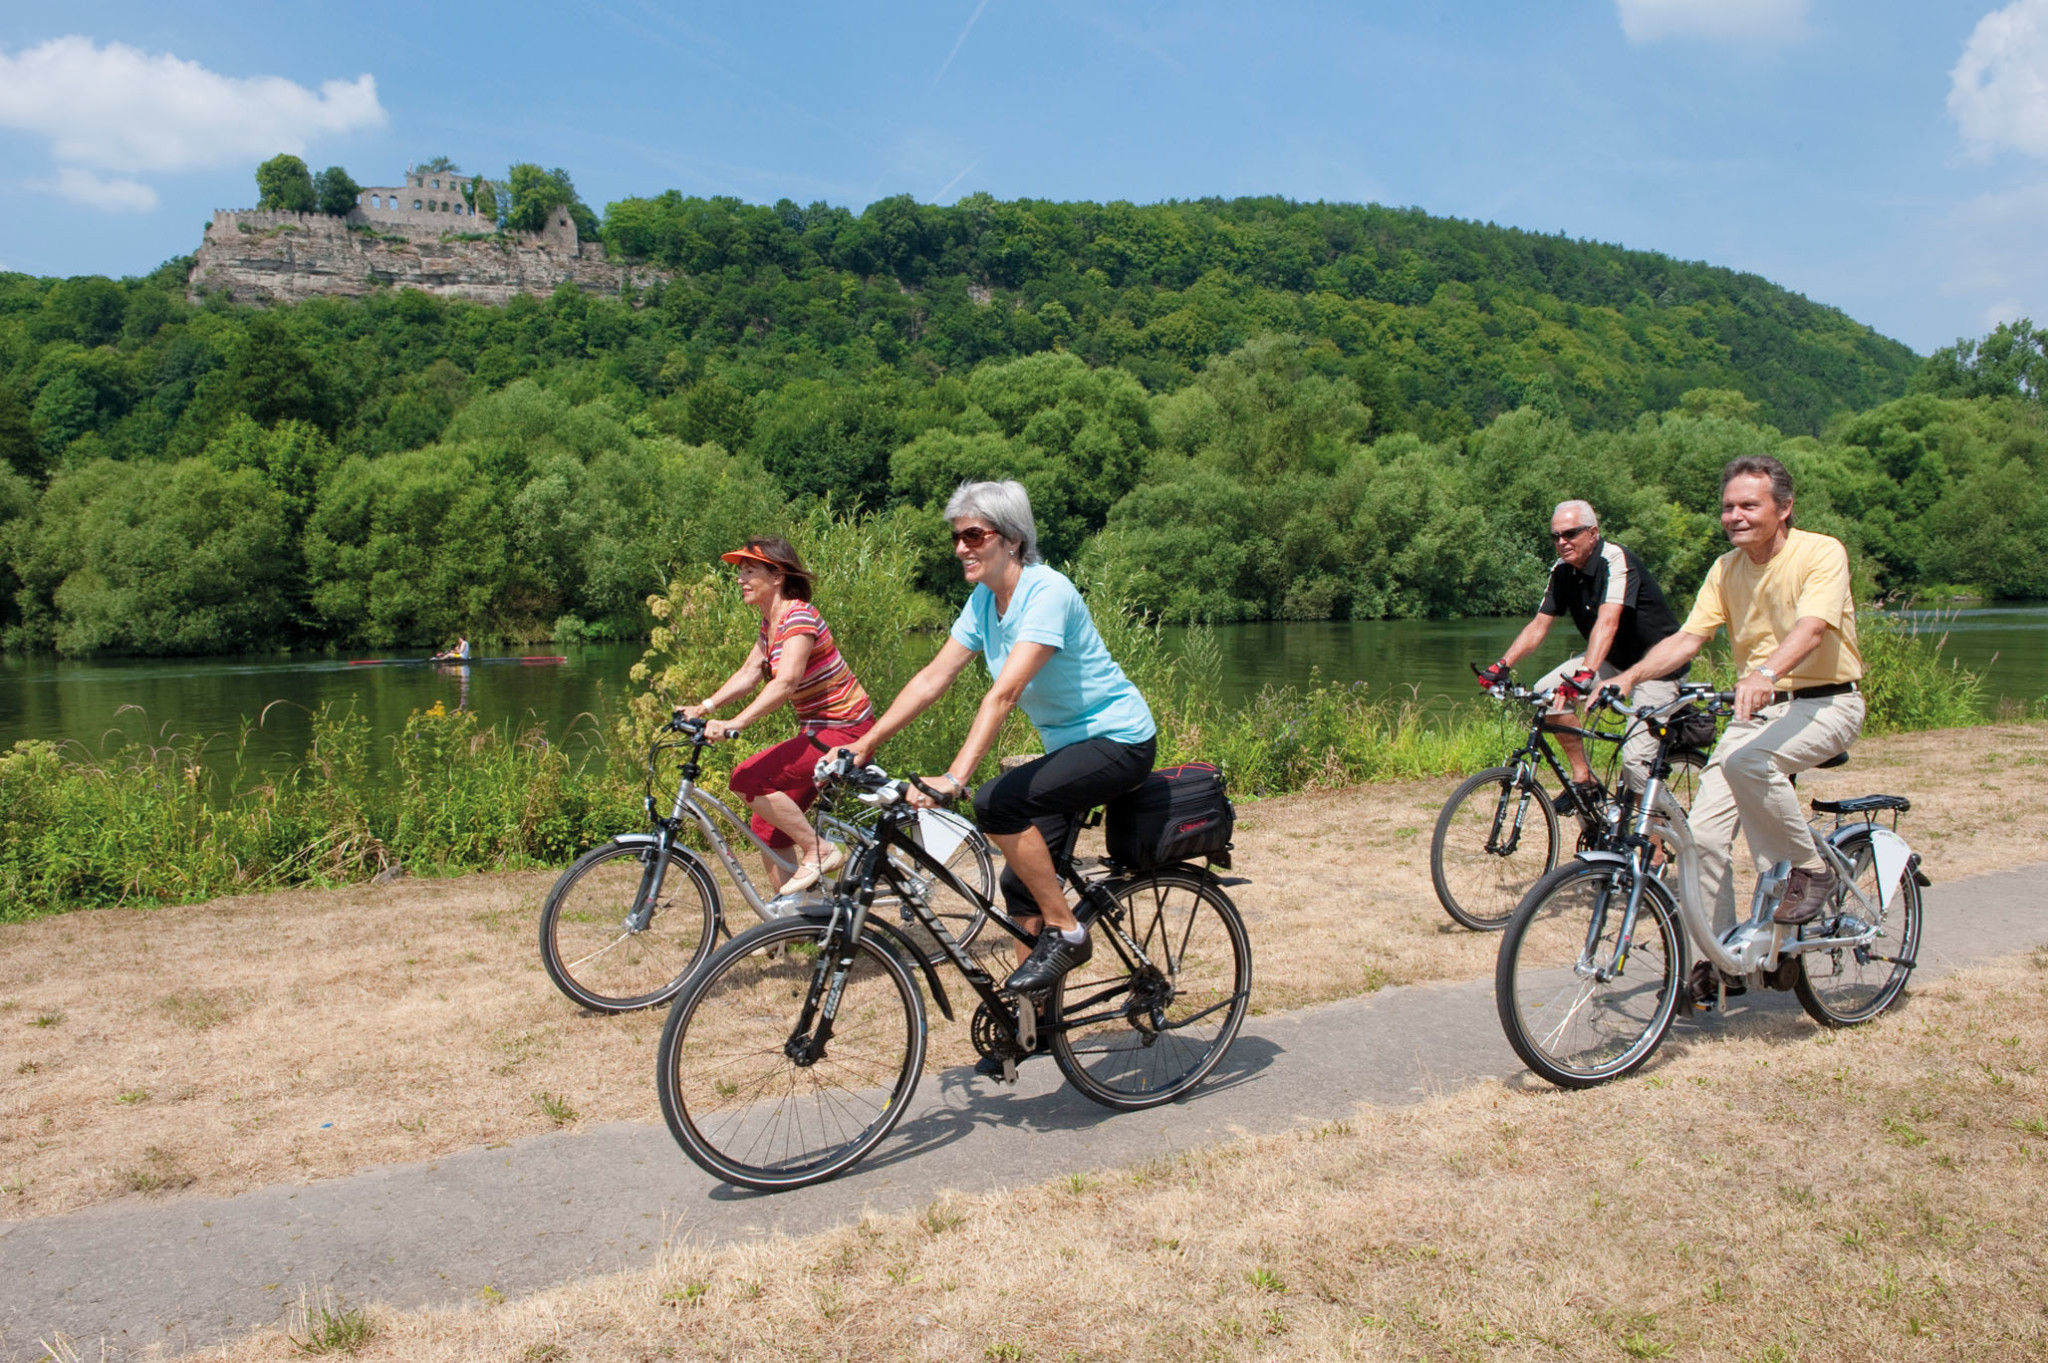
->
[727, 720, 875, 848]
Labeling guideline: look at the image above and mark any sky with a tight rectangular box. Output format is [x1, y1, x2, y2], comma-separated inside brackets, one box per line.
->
[3, 0, 2047, 355]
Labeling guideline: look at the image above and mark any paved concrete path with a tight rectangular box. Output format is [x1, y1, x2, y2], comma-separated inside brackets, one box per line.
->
[5, 865, 2042, 1358]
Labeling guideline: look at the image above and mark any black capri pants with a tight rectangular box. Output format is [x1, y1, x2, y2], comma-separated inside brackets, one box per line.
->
[971, 734, 1156, 920]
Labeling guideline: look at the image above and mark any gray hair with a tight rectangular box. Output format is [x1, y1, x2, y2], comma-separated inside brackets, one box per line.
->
[1553, 499, 1598, 528]
[1721, 454, 1795, 509]
[943, 479, 1042, 565]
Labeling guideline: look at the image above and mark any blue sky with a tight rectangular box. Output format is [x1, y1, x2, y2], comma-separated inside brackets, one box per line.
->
[4, 0, 2047, 354]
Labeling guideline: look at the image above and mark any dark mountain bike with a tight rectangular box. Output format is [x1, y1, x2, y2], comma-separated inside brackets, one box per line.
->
[653, 754, 1253, 1191]
[1431, 669, 1707, 932]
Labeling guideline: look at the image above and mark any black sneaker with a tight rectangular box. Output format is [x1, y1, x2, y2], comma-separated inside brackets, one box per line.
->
[1003, 928, 1092, 995]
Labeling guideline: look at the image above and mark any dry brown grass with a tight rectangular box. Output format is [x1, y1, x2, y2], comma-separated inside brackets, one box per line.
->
[3, 722, 2043, 1222]
[180, 945, 2048, 1363]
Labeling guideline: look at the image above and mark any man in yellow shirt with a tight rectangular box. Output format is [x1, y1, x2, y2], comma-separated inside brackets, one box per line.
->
[1612, 456, 1865, 976]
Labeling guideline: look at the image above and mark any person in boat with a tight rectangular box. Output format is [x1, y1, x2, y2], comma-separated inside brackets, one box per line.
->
[431, 636, 471, 662]
[678, 538, 876, 894]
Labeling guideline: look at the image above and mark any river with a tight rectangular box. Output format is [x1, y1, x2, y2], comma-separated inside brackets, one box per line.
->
[3, 606, 2044, 777]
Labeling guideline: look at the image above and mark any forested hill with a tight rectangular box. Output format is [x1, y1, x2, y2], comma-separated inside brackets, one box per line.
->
[7, 191, 2040, 658]
[599, 194, 1916, 438]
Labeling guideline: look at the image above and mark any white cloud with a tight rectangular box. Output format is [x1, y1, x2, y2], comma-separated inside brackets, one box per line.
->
[41, 167, 158, 212]
[1950, 0, 2048, 158]
[1941, 180, 2048, 335]
[0, 36, 384, 212]
[1615, 0, 1811, 45]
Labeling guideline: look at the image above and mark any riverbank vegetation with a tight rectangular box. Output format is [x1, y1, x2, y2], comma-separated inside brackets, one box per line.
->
[4, 191, 2044, 656]
[0, 546, 2004, 920]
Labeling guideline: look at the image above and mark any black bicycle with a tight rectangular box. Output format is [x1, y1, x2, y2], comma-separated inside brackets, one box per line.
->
[654, 754, 1253, 1190]
[1431, 669, 1707, 932]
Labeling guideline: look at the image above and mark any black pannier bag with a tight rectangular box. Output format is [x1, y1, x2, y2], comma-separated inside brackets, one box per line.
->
[1104, 762, 1236, 870]
[1668, 704, 1718, 756]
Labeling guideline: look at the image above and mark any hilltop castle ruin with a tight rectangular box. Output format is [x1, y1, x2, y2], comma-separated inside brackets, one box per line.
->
[187, 164, 667, 305]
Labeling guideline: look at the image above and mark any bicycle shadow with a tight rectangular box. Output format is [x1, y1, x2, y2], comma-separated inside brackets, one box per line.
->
[1496, 983, 1924, 1094]
[702, 1034, 1281, 1200]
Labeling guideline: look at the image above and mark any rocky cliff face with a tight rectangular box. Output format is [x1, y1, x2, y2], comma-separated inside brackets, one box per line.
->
[186, 211, 668, 305]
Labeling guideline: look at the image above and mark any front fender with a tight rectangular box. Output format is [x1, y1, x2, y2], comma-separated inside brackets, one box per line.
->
[1573, 850, 1630, 867]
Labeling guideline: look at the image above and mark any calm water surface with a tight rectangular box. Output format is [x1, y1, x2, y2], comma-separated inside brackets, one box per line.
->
[3, 606, 2044, 776]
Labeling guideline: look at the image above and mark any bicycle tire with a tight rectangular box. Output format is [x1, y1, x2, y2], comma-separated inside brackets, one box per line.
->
[1432, 765, 1560, 931]
[1050, 868, 1252, 1110]
[1496, 859, 1684, 1089]
[1792, 828, 1922, 1028]
[656, 917, 927, 1190]
[538, 842, 719, 1013]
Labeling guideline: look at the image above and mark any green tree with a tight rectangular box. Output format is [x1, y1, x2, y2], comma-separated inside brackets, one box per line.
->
[13, 458, 293, 654]
[312, 165, 362, 216]
[0, 385, 38, 479]
[504, 164, 586, 234]
[254, 154, 317, 212]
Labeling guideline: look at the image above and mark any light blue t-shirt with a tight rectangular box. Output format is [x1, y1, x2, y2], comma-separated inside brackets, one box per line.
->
[949, 565, 1156, 752]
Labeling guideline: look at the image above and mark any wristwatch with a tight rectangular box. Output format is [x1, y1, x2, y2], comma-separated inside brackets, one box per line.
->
[1756, 666, 1779, 684]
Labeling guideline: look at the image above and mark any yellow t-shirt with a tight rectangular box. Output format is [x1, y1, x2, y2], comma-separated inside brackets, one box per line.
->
[1681, 528, 1863, 687]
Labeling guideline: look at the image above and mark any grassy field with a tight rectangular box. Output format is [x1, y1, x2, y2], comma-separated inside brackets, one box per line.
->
[3, 721, 2043, 1224]
[160, 944, 2048, 1362]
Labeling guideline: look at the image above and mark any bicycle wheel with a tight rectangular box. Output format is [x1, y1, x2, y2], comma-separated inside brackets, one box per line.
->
[538, 842, 719, 1013]
[1051, 869, 1252, 1110]
[1496, 860, 1683, 1089]
[656, 918, 926, 1190]
[887, 811, 996, 964]
[1793, 829, 1922, 1028]
[1431, 765, 1560, 931]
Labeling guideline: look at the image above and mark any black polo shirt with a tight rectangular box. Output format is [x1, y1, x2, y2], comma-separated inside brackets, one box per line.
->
[1538, 537, 1686, 678]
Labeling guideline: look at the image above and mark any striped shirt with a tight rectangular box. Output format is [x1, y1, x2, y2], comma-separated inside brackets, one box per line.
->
[758, 603, 873, 732]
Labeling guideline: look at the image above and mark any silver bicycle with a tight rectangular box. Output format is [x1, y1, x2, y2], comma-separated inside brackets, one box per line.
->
[538, 717, 995, 1012]
[1496, 684, 1928, 1088]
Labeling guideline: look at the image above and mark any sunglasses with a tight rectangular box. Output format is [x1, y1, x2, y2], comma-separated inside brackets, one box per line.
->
[951, 526, 998, 548]
[1551, 527, 1593, 543]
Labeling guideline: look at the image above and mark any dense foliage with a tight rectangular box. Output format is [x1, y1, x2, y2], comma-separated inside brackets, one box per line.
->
[2, 188, 2040, 656]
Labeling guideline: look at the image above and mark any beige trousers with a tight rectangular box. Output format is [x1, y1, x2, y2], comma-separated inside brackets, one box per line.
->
[1531, 656, 1679, 794]
[1690, 691, 1867, 936]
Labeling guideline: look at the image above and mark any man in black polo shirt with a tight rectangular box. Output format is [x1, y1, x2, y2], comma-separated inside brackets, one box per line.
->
[1477, 500, 1687, 802]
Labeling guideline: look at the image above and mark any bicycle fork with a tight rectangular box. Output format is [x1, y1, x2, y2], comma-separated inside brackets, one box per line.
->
[1583, 851, 1649, 982]
[1488, 767, 1537, 856]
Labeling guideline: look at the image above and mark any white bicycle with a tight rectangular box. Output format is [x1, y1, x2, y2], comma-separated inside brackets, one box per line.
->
[1495, 684, 1927, 1088]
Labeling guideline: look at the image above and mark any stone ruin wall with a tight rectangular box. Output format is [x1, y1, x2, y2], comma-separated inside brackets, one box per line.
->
[186, 206, 669, 306]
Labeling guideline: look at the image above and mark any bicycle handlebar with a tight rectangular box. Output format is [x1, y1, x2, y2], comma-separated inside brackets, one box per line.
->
[1594, 683, 1734, 722]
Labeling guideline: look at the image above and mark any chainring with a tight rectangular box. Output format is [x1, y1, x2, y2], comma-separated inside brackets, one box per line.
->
[971, 1001, 1029, 1064]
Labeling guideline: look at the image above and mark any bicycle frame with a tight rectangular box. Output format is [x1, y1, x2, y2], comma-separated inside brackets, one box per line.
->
[1579, 693, 1907, 982]
[790, 795, 1233, 1070]
[1484, 687, 1627, 853]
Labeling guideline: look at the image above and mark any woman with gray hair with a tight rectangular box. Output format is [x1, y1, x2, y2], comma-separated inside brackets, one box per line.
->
[848, 479, 1156, 1012]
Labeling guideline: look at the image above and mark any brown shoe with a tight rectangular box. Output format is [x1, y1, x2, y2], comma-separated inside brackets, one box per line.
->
[1774, 866, 1838, 925]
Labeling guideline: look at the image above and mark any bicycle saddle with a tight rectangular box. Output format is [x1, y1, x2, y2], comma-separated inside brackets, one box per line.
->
[1814, 751, 1850, 770]
[1811, 794, 1910, 814]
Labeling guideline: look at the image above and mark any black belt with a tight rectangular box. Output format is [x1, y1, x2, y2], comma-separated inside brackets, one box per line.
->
[1772, 681, 1858, 703]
